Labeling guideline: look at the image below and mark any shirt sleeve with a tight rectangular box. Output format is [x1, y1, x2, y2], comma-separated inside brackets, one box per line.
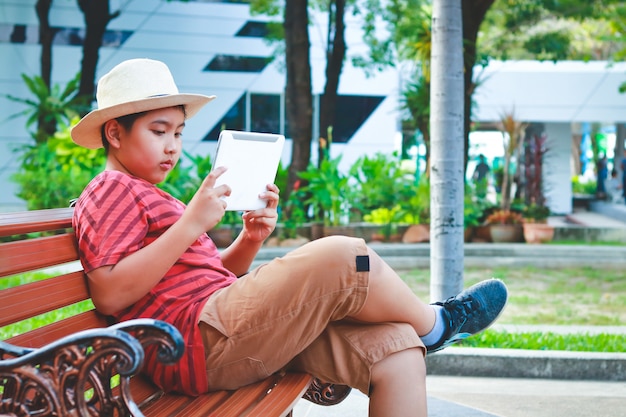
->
[74, 173, 150, 272]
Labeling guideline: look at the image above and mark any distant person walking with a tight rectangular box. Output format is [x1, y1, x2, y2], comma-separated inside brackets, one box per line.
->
[472, 154, 490, 198]
[596, 154, 608, 197]
[621, 150, 626, 203]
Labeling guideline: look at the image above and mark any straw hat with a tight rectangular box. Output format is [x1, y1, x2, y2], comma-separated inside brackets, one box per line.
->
[71, 58, 215, 149]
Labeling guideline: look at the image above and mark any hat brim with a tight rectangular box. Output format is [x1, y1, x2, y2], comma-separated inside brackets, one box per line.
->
[71, 93, 215, 149]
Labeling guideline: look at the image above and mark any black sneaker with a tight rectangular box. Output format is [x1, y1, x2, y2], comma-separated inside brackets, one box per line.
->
[426, 279, 508, 354]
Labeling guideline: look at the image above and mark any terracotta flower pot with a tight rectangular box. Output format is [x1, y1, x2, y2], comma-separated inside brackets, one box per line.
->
[489, 224, 523, 243]
[523, 223, 555, 244]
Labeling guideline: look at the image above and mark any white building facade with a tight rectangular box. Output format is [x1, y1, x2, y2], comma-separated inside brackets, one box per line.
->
[1, 0, 625, 213]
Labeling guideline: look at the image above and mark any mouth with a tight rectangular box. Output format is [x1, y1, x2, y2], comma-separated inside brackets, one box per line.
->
[160, 160, 174, 171]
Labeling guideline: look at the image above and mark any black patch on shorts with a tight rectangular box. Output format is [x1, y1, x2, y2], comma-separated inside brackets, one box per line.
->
[356, 255, 370, 272]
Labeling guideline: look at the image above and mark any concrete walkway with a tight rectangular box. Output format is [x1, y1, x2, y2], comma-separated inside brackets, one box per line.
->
[294, 376, 626, 417]
[292, 325, 626, 417]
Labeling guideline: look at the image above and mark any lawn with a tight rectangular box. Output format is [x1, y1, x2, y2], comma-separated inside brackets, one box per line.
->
[2, 266, 625, 352]
[400, 266, 626, 352]
[400, 265, 626, 326]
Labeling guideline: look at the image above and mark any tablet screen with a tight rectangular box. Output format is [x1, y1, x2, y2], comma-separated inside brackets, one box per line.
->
[212, 130, 285, 211]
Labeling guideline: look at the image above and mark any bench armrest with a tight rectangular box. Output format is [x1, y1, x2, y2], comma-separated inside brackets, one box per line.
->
[0, 319, 183, 417]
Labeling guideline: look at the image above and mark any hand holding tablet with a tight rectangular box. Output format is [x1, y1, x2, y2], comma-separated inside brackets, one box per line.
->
[211, 130, 285, 211]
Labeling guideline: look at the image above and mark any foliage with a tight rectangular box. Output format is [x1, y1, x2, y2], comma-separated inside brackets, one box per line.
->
[400, 74, 430, 160]
[364, 206, 413, 239]
[349, 152, 414, 217]
[464, 185, 493, 227]
[279, 193, 308, 239]
[3, 72, 87, 144]
[522, 203, 551, 223]
[11, 119, 105, 209]
[497, 111, 527, 210]
[485, 209, 524, 225]
[480, 0, 626, 62]
[295, 153, 351, 226]
[571, 176, 597, 195]
[397, 176, 430, 225]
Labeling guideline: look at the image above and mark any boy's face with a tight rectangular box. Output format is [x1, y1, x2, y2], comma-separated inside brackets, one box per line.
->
[107, 106, 185, 184]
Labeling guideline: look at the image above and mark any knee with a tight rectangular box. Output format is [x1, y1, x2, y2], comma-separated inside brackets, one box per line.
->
[371, 348, 426, 388]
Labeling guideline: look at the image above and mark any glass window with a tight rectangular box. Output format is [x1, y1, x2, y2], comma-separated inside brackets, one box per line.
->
[0, 24, 131, 47]
[236, 21, 269, 38]
[330, 95, 385, 143]
[204, 55, 269, 73]
[203, 94, 246, 141]
[251, 94, 280, 134]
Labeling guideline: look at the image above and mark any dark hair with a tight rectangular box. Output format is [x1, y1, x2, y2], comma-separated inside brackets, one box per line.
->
[100, 105, 187, 150]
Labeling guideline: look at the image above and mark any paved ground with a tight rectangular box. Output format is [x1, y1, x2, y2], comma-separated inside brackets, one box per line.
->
[291, 207, 626, 416]
[294, 376, 626, 416]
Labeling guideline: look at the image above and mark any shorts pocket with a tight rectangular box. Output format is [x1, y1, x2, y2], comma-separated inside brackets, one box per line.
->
[206, 356, 270, 391]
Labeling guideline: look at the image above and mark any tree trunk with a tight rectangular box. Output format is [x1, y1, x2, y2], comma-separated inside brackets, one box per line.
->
[77, 0, 120, 111]
[35, 0, 55, 144]
[318, 0, 346, 166]
[36, 0, 54, 88]
[284, 0, 313, 201]
[462, 0, 495, 175]
[429, 0, 465, 302]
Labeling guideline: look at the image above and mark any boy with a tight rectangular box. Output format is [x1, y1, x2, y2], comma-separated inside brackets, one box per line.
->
[71, 58, 508, 417]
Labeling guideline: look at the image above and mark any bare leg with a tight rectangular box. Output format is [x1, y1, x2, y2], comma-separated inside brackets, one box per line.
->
[352, 247, 436, 336]
[369, 348, 427, 417]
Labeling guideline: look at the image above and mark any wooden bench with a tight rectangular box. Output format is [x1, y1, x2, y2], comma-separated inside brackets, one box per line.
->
[0, 208, 351, 416]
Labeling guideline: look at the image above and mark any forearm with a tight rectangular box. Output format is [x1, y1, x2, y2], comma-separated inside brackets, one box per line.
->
[87, 219, 201, 315]
[220, 231, 263, 277]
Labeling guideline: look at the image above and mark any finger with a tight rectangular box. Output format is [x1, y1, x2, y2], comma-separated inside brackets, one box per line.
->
[259, 190, 279, 208]
[266, 183, 280, 194]
[243, 208, 272, 221]
[202, 166, 228, 189]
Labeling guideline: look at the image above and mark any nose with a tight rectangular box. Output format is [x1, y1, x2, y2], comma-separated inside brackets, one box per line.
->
[164, 134, 179, 154]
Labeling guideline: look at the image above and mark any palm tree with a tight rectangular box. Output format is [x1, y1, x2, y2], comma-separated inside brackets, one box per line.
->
[429, 0, 465, 302]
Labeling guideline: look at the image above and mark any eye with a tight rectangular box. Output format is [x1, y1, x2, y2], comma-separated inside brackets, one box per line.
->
[175, 132, 183, 138]
[152, 130, 165, 136]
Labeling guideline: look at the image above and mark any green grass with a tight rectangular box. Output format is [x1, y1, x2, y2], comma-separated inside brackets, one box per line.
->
[400, 266, 626, 326]
[399, 265, 626, 352]
[3, 266, 626, 352]
[457, 330, 625, 352]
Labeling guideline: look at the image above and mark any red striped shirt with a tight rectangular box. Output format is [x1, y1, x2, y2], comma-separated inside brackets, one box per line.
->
[72, 170, 236, 395]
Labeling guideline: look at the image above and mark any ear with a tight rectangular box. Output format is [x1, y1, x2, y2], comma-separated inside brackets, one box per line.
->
[103, 120, 122, 149]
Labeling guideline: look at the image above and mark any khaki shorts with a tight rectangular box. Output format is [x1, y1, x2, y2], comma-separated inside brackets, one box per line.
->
[198, 235, 424, 394]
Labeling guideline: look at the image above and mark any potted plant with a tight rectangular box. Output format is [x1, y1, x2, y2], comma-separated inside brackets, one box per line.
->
[484, 209, 524, 243]
[364, 207, 403, 242]
[522, 203, 554, 243]
[398, 178, 431, 243]
[464, 182, 493, 242]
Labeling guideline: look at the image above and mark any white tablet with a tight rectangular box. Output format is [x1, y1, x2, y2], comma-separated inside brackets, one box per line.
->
[212, 130, 285, 211]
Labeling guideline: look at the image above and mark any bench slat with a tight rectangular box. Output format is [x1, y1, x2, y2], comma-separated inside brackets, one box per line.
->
[142, 374, 309, 417]
[6, 310, 108, 348]
[0, 271, 90, 327]
[0, 207, 73, 237]
[245, 373, 312, 417]
[0, 233, 79, 277]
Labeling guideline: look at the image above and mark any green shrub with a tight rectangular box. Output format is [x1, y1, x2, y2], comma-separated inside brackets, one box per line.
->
[11, 119, 105, 209]
[571, 175, 597, 195]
